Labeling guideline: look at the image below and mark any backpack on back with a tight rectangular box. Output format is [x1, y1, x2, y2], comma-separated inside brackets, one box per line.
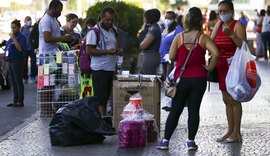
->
[78, 27, 100, 74]
[29, 21, 40, 49]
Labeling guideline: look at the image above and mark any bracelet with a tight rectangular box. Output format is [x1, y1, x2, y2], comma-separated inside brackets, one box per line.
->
[230, 33, 237, 39]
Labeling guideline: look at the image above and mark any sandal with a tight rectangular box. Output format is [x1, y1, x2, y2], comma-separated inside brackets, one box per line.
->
[224, 137, 242, 143]
[216, 137, 226, 142]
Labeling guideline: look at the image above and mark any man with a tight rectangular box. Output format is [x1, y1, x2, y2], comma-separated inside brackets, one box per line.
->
[39, 0, 72, 55]
[21, 16, 37, 83]
[86, 7, 122, 116]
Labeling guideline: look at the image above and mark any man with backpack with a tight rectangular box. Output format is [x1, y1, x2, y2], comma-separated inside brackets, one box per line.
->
[86, 7, 123, 117]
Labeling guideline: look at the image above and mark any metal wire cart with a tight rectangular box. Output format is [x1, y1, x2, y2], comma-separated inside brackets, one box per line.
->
[37, 50, 80, 117]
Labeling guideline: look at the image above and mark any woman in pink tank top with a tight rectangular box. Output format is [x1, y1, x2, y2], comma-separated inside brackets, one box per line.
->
[156, 7, 219, 151]
[211, 0, 247, 143]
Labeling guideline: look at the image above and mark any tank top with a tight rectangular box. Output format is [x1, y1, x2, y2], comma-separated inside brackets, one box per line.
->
[214, 20, 237, 60]
[174, 33, 207, 79]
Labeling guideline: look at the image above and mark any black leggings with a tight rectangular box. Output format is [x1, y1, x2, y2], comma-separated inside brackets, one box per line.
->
[164, 78, 206, 141]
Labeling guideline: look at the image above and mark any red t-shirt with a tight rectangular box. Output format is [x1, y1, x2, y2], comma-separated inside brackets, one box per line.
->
[174, 33, 207, 79]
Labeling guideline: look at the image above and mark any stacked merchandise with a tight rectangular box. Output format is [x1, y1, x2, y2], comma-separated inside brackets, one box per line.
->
[118, 93, 158, 148]
[37, 50, 80, 117]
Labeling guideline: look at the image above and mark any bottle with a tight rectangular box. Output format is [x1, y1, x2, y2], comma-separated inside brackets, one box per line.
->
[116, 56, 123, 74]
[39, 54, 44, 65]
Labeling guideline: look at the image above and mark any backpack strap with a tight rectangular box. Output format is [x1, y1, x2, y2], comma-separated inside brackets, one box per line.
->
[91, 27, 100, 47]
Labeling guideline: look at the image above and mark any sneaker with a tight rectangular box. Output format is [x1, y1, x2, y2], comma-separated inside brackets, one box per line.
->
[156, 139, 169, 150]
[187, 141, 198, 151]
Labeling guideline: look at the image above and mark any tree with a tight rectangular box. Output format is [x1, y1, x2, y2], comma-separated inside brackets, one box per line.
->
[85, 1, 144, 39]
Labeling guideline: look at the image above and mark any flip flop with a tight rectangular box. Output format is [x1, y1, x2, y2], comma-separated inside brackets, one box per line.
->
[224, 137, 242, 143]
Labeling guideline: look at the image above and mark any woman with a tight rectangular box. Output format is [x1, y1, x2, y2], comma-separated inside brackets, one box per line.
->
[211, 0, 246, 142]
[160, 11, 183, 79]
[156, 7, 219, 151]
[139, 9, 161, 75]
[207, 10, 219, 35]
[60, 13, 82, 49]
[5, 19, 26, 107]
[255, 9, 266, 59]
[261, 9, 270, 60]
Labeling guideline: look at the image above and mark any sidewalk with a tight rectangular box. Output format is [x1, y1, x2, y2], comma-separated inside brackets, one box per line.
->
[0, 60, 270, 156]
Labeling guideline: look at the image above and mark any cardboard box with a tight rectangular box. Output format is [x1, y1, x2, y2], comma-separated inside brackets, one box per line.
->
[113, 76, 161, 130]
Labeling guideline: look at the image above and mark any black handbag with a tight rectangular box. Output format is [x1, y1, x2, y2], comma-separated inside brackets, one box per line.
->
[207, 57, 219, 83]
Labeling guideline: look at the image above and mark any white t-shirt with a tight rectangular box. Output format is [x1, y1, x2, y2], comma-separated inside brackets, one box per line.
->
[262, 16, 270, 33]
[39, 14, 61, 55]
[86, 25, 117, 71]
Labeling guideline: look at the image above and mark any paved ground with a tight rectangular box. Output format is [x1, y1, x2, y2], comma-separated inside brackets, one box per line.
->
[0, 60, 270, 156]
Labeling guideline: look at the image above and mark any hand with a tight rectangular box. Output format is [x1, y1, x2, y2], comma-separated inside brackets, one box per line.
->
[203, 65, 215, 72]
[9, 31, 14, 37]
[63, 33, 73, 42]
[107, 48, 118, 55]
[222, 26, 233, 36]
[116, 48, 124, 55]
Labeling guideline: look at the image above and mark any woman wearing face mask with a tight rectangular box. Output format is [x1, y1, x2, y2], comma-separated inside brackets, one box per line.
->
[160, 11, 184, 80]
[139, 9, 162, 74]
[5, 19, 26, 107]
[81, 17, 96, 38]
[60, 13, 82, 49]
[211, 0, 246, 143]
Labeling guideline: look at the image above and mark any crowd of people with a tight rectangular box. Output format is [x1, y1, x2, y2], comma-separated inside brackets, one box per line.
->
[1, 0, 270, 152]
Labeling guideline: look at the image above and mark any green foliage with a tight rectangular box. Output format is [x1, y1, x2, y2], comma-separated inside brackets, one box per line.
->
[86, 1, 144, 39]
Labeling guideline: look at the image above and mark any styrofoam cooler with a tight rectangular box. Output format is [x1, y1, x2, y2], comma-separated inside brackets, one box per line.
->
[118, 120, 147, 148]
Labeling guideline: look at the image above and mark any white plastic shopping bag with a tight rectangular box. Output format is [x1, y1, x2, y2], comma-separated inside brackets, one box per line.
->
[225, 42, 261, 102]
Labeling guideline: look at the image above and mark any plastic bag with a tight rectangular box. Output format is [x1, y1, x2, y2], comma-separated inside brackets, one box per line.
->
[225, 42, 261, 102]
[121, 93, 143, 119]
[49, 97, 115, 146]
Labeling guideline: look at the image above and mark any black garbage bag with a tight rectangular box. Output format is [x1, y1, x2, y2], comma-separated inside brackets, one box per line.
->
[49, 97, 115, 146]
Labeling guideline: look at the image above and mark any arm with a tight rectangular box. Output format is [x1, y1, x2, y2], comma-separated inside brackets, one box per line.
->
[139, 34, 155, 50]
[210, 20, 222, 39]
[204, 35, 219, 71]
[223, 22, 246, 48]
[86, 44, 118, 56]
[11, 35, 23, 52]
[169, 34, 181, 61]
[43, 31, 73, 43]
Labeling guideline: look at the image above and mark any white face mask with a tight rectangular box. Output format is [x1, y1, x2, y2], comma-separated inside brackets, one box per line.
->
[25, 21, 32, 27]
[220, 12, 233, 22]
[87, 26, 92, 30]
[164, 19, 173, 27]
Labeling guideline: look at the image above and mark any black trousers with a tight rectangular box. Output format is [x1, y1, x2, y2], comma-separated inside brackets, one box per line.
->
[8, 58, 24, 103]
[164, 77, 207, 141]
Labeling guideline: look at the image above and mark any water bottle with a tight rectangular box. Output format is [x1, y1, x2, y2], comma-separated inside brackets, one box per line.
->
[116, 56, 123, 74]
[68, 52, 75, 64]
[39, 54, 44, 65]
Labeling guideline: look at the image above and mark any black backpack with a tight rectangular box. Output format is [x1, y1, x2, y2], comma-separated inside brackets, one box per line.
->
[29, 21, 40, 49]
